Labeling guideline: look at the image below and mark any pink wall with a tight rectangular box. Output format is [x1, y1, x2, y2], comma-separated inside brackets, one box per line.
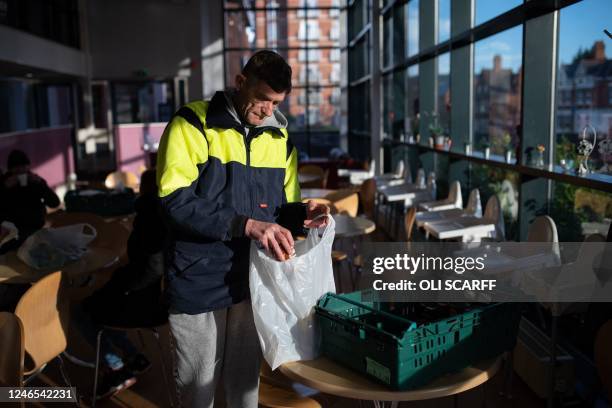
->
[115, 123, 166, 174]
[0, 126, 75, 189]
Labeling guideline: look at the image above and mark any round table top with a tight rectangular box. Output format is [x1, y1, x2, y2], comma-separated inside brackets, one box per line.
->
[333, 214, 376, 238]
[298, 173, 323, 184]
[301, 188, 336, 199]
[279, 356, 501, 402]
[0, 246, 119, 284]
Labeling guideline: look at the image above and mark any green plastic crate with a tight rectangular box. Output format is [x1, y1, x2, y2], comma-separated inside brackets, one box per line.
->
[315, 290, 521, 390]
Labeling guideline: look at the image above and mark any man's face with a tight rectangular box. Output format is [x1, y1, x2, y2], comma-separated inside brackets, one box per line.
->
[234, 74, 287, 126]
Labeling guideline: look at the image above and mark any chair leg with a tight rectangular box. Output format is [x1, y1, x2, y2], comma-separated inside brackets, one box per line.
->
[151, 328, 175, 408]
[56, 355, 81, 407]
[91, 329, 104, 408]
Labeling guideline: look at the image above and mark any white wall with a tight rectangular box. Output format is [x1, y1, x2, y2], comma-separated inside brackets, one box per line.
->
[87, 0, 225, 101]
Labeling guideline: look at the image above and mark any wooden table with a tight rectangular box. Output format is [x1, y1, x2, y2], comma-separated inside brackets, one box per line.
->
[0, 247, 119, 285]
[333, 214, 376, 238]
[422, 216, 496, 242]
[301, 188, 336, 199]
[415, 209, 471, 228]
[280, 356, 501, 407]
[299, 173, 323, 184]
[418, 200, 462, 212]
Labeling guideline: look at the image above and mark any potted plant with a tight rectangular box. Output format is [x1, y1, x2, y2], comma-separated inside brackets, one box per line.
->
[426, 112, 446, 150]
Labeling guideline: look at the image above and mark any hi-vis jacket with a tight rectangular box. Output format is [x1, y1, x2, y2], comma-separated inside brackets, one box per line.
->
[156, 91, 305, 314]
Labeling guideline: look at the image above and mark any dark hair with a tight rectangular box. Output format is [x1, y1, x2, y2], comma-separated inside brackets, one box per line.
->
[242, 50, 292, 94]
[7, 150, 30, 169]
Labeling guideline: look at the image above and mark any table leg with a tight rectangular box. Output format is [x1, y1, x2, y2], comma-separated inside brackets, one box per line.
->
[372, 401, 399, 408]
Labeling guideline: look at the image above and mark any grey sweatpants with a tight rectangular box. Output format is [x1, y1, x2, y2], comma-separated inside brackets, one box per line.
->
[169, 300, 261, 408]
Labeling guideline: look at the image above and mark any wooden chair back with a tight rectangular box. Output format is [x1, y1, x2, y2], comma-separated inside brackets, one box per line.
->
[360, 178, 376, 219]
[447, 180, 463, 208]
[14, 271, 68, 375]
[105, 170, 139, 191]
[404, 207, 417, 241]
[325, 190, 359, 217]
[0, 312, 25, 387]
[527, 215, 558, 243]
[484, 195, 505, 241]
[299, 165, 327, 188]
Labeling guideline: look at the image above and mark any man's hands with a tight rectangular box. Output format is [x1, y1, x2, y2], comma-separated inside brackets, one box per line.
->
[245, 201, 330, 261]
[303, 200, 331, 229]
[245, 219, 295, 261]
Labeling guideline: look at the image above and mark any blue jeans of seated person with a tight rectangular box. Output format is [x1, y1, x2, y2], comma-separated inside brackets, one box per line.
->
[71, 304, 139, 370]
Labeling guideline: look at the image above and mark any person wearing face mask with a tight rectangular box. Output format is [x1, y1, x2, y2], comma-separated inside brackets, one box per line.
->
[156, 50, 329, 408]
[0, 149, 60, 247]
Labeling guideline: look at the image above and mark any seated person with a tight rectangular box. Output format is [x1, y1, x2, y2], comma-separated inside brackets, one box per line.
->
[0, 150, 60, 246]
[70, 169, 167, 400]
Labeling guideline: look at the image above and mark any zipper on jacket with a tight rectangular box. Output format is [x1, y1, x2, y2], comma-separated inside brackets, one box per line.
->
[244, 133, 254, 217]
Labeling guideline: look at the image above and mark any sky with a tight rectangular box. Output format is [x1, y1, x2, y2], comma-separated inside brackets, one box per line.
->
[438, 0, 611, 73]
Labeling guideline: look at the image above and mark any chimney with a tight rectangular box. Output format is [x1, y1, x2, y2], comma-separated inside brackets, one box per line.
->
[493, 55, 502, 71]
[593, 41, 605, 61]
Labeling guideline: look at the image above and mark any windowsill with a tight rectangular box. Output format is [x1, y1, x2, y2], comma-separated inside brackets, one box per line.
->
[388, 139, 612, 190]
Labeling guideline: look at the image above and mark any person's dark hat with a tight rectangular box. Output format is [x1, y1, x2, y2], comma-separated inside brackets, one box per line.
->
[7, 150, 30, 169]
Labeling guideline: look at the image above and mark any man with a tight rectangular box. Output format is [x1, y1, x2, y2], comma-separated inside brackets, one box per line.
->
[0, 149, 60, 245]
[156, 50, 328, 407]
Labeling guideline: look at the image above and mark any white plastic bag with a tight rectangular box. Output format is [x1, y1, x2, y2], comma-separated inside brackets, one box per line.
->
[17, 223, 97, 270]
[249, 215, 336, 369]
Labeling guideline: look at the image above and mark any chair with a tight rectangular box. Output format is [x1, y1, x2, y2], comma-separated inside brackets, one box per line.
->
[466, 189, 483, 217]
[299, 165, 327, 189]
[584, 233, 606, 242]
[483, 195, 505, 241]
[325, 191, 359, 217]
[359, 178, 376, 220]
[419, 180, 462, 212]
[425, 171, 436, 200]
[404, 207, 417, 241]
[527, 215, 558, 243]
[414, 168, 425, 188]
[594, 320, 612, 401]
[90, 279, 172, 407]
[14, 272, 74, 388]
[0, 312, 25, 387]
[92, 316, 173, 407]
[105, 170, 139, 191]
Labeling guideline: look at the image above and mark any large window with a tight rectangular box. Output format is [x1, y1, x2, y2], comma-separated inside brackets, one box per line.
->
[351, 0, 611, 243]
[406, 0, 419, 58]
[438, 0, 450, 44]
[555, 0, 612, 183]
[437, 53, 450, 138]
[111, 81, 175, 124]
[0, 79, 73, 133]
[475, 0, 522, 27]
[347, 0, 371, 159]
[224, 1, 342, 159]
[473, 26, 522, 156]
